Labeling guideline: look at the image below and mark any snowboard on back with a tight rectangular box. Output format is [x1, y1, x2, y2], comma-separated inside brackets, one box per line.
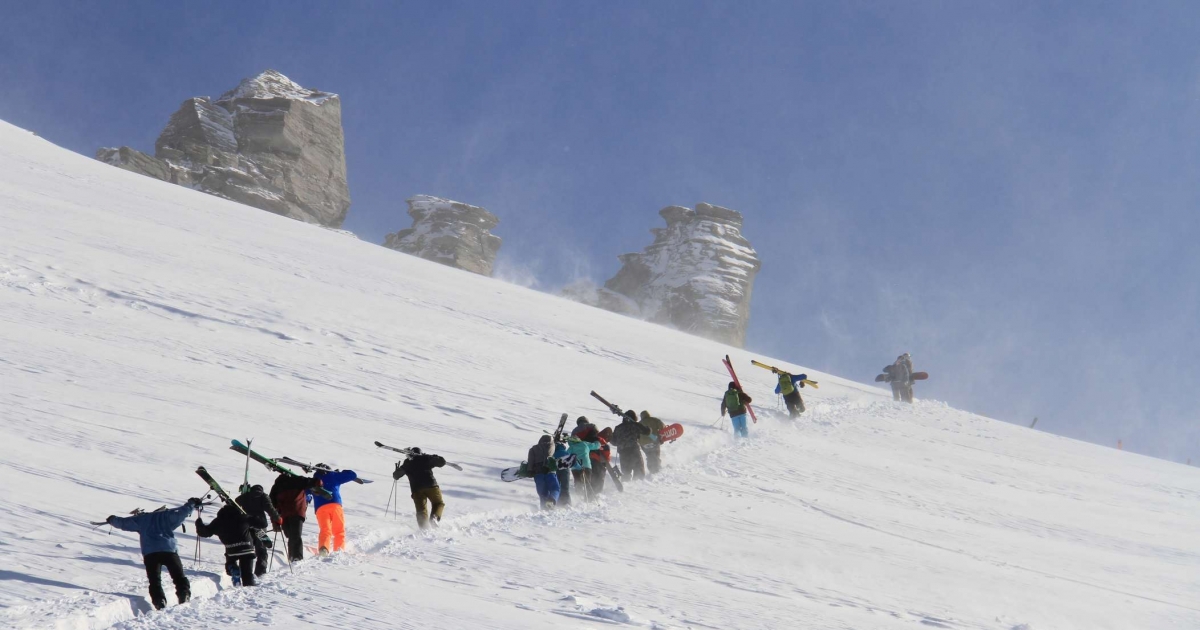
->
[658, 423, 684, 443]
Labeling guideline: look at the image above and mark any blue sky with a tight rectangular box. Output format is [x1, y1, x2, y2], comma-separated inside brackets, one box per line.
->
[3, 1, 1199, 462]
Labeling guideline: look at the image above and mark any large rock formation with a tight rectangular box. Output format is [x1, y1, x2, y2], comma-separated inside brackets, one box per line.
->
[384, 195, 502, 276]
[572, 203, 761, 347]
[96, 70, 350, 227]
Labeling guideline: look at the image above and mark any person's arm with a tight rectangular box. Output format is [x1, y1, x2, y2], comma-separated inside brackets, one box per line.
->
[720, 399, 728, 417]
[194, 515, 216, 538]
[261, 493, 281, 524]
[432, 455, 446, 468]
[106, 513, 140, 533]
[248, 513, 268, 530]
[743, 393, 753, 405]
[325, 470, 358, 486]
[160, 503, 195, 532]
[392, 462, 408, 480]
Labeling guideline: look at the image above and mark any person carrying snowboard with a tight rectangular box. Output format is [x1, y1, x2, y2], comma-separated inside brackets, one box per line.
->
[884, 353, 915, 403]
[105, 498, 202, 609]
[268, 472, 322, 562]
[311, 465, 358, 555]
[392, 447, 447, 529]
[638, 410, 666, 475]
[195, 501, 266, 586]
[612, 410, 651, 480]
[772, 368, 807, 418]
[720, 382, 753, 438]
[236, 484, 281, 577]
[527, 434, 560, 509]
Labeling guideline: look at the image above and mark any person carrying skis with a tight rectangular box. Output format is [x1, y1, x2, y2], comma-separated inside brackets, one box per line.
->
[567, 418, 599, 502]
[195, 501, 266, 586]
[772, 368, 807, 418]
[268, 472, 322, 562]
[612, 410, 651, 480]
[553, 436, 574, 507]
[593, 426, 618, 493]
[236, 484, 281, 577]
[720, 381, 753, 438]
[311, 465, 358, 555]
[884, 353, 915, 403]
[105, 498, 202, 609]
[392, 448, 447, 529]
[527, 434, 560, 509]
[638, 410, 666, 475]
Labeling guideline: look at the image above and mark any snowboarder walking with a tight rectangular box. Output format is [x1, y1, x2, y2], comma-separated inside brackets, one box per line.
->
[195, 502, 266, 586]
[772, 369, 807, 418]
[311, 466, 358, 554]
[268, 472, 322, 562]
[104, 498, 201, 609]
[720, 382, 754, 437]
[612, 410, 651, 480]
[236, 484, 281, 577]
[638, 410, 666, 475]
[392, 448, 447, 529]
[884, 353, 915, 403]
[527, 434, 560, 509]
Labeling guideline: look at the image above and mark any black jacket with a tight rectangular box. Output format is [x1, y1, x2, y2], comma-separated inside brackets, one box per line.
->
[393, 454, 446, 491]
[611, 418, 651, 449]
[269, 473, 321, 520]
[237, 486, 281, 528]
[195, 504, 266, 557]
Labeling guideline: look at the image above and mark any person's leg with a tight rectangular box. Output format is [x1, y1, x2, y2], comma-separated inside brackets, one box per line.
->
[796, 394, 806, 414]
[731, 414, 747, 437]
[644, 445, 660, 475]
[162, 552, 191, 605]
[545, 471, 560, 505]
[427, 487, 446, 522]
[252, 531, 268, 576]
[534, 473, 549, 506]
[143, 553, 168, 610]
[316, 504, 334, 553]
[329, 504, 347, 552]
[891, 382, 901, 401]
[225, 556, 241, 585]
[557, 469, 572, 506]
[238, 555, 257, 586]
[411, 491, 430, 529]
[591, 463, 606, 493]
[283, 516, 304, 561]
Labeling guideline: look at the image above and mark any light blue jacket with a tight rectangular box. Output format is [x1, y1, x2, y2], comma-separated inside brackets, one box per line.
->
[566, 438, 599, 470]
[108, 503, 194, 556]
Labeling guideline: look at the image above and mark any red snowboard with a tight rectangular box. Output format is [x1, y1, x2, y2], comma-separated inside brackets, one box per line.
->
[658, 423, 685, 443]
[912, 372, 929, 381]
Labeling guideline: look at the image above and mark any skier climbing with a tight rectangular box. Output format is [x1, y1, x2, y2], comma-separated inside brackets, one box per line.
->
[235, 484, 281, 577]
[527, 434, 560, 509]
[773, 369, 807, 418]
[638, 410, 666, 475]
[720, 382, 754, 437]
[392, 447, 447, 529]
[553, 436, 574, 507]
[195, 502, 266, 586]
[311, 465, 358, 554]
[884, 353, 915, 403]
[567, 418, 600, 502]
[268, 472, 322, 562]
[611, 410, 651, 480]
[104, 498, 202, 609]
[593, 426, 618, 493]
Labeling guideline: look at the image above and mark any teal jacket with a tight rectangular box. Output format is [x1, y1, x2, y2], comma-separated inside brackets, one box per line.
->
[566, 438, 599, 470]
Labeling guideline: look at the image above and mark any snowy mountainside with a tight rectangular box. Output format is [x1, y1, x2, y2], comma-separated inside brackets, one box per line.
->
[1, 119, 1198, 630]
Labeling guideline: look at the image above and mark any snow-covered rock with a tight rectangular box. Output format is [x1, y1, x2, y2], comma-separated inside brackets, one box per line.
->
[384, 195, 502, 276]
[599, 203, 761, 347]
[96, 69, 351, 227]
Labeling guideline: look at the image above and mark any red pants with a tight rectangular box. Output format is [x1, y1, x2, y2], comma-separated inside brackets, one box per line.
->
[316, 503, 346, 552]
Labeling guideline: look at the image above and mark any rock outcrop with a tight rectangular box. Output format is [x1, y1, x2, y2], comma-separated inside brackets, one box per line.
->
[384, 195, 502, 276]
[575, 203, 760, 347]
[96, 70, 350, 227]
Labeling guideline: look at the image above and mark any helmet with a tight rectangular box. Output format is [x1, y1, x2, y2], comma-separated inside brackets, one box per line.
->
[623, 410, 637, 421]
[728, 381, 737, 389]
[640, 410, 650, 419]
[409, 447, 422, 455]
[576, 417, 588, 426]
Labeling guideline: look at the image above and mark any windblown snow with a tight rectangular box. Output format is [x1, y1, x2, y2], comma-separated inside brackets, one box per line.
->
[1, 119, 1198, 630]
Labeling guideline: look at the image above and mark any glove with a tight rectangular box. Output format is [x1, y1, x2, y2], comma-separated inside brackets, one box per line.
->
[195, 517, 203, 528]
[273, 519, 283, 532]
[105, 515, 116, 524]
[392, 464, 404, 480]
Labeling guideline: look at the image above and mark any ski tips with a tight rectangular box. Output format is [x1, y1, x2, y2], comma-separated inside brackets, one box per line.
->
[373, 441, 384, 447]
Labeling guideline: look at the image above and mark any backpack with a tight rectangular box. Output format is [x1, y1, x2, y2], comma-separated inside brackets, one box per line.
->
[778, 372, 796, 395]
[724, 389, 742, 411]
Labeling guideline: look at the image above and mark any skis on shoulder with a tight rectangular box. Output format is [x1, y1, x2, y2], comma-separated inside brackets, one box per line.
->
[375, 441, 464, 471]
[195, 467, 247, 515]
[276, 457, 374, 483]
[228, 440, 333, 498]
[723, 355, 759, 424]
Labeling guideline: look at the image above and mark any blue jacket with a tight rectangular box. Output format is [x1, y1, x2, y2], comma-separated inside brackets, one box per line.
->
[311, 469, 357, 510]
[107, 502, 194, 556]
[774, 373, 807, 395]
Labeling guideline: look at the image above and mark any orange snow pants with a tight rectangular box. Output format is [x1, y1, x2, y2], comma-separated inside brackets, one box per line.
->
[316, 503, 346, 552]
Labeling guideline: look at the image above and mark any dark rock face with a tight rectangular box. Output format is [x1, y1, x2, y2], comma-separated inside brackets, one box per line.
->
[583, 203, 761, 347]
[96, 70, 350, 227]
[383, 195, 502, 276]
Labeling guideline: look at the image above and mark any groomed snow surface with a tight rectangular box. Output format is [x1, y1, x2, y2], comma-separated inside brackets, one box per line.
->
[1, 119, 1197, 630]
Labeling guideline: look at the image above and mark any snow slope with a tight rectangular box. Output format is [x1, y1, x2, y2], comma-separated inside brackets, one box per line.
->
[1, 119, 1198, 630]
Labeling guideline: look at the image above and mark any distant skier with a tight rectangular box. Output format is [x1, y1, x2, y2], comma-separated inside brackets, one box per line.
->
[612, 410, 651, 480]
[720, 382, 754, 437]
[268, 472, 322, 562]
[772, 368, 807, 418]
[884, 353, 915, 403]
[311, 465, 358, 554]
[392, 447, 447, 529]
[195, 501, 266, 586]
[638, 410, 666, 475]
[235, 484, 281, 577]
[105, 498, 202, 609]
[527, 434, 560, 509]
[553, 436, 574, 507]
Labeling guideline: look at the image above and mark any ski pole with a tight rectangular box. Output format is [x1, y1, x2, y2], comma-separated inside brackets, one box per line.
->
[269, 529, 281, 572]
[384, 478, 396, 517]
